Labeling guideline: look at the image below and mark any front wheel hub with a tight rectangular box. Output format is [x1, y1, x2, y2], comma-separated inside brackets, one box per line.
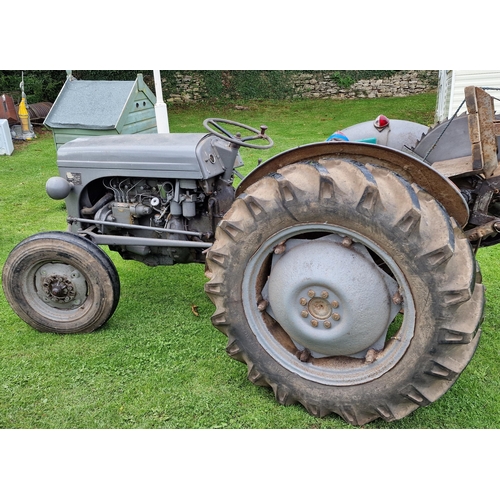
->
[35, 263, 88, 309]
[265, 235, 400, 357]
[42, 275, 76, 302]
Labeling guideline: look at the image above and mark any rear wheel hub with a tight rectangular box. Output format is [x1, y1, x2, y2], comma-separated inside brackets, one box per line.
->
[265, 235, 400, 357]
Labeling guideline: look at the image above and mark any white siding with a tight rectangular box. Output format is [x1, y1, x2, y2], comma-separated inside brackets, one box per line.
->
[435, 70, 454, 123]
[436, 70, 500, 122]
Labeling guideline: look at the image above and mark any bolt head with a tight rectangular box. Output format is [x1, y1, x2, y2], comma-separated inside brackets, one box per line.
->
[332, 313, 341, 321]
[324, 320, 331, 329]
[342, 237, 353, 247]
[331, 300, 339, 309]
[301, 310, 309, 318]
[257, 300, 269, 312]
[392, 292, 403, 305]
[311, 319, 318, 327]
[308, 290, 316, 298]
[274, 241, 286, 254]
[300, 298, 308, 306]
[321, 290, 329, 299]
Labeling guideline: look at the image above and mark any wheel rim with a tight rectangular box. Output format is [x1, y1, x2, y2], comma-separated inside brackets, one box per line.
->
[242, 224, 415, 386]
[23, 260, 90, 321]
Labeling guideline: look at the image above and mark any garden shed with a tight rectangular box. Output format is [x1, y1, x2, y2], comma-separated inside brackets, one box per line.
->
[44, 74, 158, 149]
[435, 70, 500, 122]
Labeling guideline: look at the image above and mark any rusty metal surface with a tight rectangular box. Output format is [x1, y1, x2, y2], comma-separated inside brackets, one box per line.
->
[1, 94, 18, 125]
[26, 102, 52, 123]
[465, 86, 500, 178]
[1, 97, 53, 125]
[465, 219, 500, 242]
[237, 141, 469, 227]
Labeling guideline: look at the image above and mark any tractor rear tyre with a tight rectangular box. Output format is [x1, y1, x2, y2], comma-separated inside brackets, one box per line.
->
[205, 159, 484, 425]
[2, 231, 120, 334]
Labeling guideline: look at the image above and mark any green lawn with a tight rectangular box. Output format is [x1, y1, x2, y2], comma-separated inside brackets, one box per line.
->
[1, 92, 499, 429]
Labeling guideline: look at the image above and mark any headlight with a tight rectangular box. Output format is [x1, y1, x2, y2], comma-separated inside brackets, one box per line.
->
[46, 176, 73, 200]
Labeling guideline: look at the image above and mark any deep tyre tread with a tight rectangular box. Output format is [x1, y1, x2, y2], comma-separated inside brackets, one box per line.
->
[2, 231, 120, 334]
[205, 158, 484, 425]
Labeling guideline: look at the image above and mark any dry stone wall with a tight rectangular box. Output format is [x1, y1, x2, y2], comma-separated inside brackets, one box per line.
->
[290, 71, 437, 99]
[163, 71, 438, 103]
[165, 73, 206, 103]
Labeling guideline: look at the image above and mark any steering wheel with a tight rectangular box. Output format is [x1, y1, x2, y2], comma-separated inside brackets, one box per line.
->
[203, 118, 274, 150]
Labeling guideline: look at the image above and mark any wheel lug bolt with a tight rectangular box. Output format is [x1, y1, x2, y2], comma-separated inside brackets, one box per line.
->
[308, 290, 315, 298]
[331, 300, 339, 309]
[311, 319, 318, 327]
[320, 290, 329, 299]
[324, 320, 331, 329]
[257, 300, 269, 312]
[299, 298, 308, 306]
[392, 292, 403, 305]
[274, 241, 286, 254]
[342, 237, 353, 247]
[301, 310, 309, 318]
[332, 313, 341, 321]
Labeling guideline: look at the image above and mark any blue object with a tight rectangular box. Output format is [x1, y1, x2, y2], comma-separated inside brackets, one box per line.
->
[326, 132, 349, 142]
[326, 132, 377, 144]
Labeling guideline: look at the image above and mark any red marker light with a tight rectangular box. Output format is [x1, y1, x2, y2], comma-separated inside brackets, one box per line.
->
[374, 115, 390, 130]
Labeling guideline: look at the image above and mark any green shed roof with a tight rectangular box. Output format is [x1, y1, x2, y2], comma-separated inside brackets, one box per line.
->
[44, 74, 156, 131]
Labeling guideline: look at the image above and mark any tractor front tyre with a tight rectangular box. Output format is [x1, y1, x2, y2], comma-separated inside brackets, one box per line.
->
[2, 231, 120, 334]
[205, 159, 485, 425]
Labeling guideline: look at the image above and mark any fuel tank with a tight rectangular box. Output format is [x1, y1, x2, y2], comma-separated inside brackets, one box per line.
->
[334, 116, 429, 152]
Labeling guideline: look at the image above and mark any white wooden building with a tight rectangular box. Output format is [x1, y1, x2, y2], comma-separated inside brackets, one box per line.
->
[435, 70, 500, 123]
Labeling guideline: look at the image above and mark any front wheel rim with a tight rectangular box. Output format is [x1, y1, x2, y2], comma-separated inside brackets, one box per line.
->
[242, 223, 415, 386]
[21, 258, 93, 323]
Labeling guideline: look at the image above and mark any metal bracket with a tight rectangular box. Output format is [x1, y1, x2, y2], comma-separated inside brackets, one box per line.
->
[465, 219, 500, 242]
[468, 174, 500, 226]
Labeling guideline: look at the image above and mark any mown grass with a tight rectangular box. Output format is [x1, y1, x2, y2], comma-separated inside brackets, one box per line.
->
[1, 92, 499, 429]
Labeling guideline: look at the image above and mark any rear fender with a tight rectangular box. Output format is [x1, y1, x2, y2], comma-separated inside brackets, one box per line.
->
[236, 142, 469, 227]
